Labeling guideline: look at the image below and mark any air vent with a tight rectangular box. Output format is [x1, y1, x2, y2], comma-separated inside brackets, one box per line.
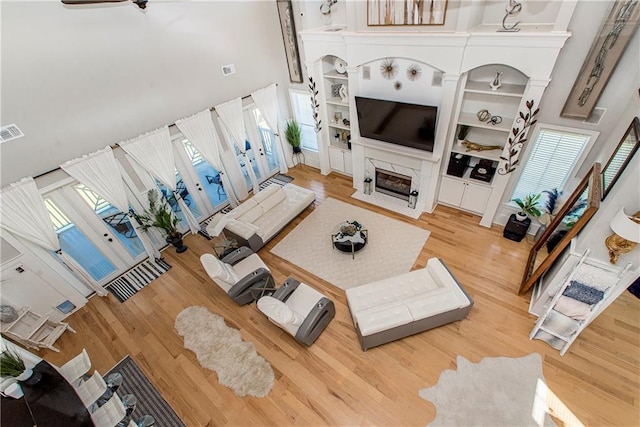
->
[0, 124, 24, 143]
[221, 64, 236, 76]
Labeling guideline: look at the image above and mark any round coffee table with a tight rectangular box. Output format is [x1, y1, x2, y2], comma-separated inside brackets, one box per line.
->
[332, 220, 368, 259]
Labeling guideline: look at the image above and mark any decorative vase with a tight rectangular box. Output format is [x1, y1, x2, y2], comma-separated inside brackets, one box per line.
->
[166, 234, 188, 253]
[490, 71, 503, 91]
[18, 369, 42, 386]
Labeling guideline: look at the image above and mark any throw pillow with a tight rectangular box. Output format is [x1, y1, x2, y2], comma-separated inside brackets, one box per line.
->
[572, 264, 617, 291]
[553, 296, 591, 320]
[562, 281, 604, 305]
[0, 305, 18, 323]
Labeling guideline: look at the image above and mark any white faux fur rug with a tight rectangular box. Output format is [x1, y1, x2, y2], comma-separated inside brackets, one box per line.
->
[174, 306, 274, 398]
[419, 353, 556, 426]
[271, 197, 430, 290]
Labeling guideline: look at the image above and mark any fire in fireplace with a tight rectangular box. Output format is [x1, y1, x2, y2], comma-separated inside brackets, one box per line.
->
[375, 169, 412, 201]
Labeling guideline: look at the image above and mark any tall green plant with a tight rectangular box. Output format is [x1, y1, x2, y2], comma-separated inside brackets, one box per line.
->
[0, 349, 26, 378]
[285, 120, 302, 153]
[134, 189, 180, 238]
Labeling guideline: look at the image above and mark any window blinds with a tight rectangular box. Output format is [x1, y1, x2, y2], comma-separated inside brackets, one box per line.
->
[511, 128, 591, 202]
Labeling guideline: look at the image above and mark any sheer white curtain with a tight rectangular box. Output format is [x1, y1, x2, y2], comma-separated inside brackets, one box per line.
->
[0, 177, 107, 296]
[215, 98, 261, 193]
[251, 84, 288, 174]
[174, 110, 239, 206]
[119, 127, 200, 234]
[60, 147, 160, 260]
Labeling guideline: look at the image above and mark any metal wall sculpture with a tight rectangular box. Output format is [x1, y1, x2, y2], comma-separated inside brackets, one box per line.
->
[561, 0, 640, 120]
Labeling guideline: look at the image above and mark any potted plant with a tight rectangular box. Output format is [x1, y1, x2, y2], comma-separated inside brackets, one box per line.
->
[511, 193, 542, 221]
[285, 119, 303, 153]
[135, 189, 188, 253]
[0, 349, 36, 384]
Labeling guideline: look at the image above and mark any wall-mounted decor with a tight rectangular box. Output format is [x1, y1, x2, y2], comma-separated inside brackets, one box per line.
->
[406, 64, 422, 81]
[368, 0, 447, 26]
[561, 0, 640, 120]
[380, 58, 398, 80]
[277, 0, 303, 83]
[308, 77, 322, 132]
[498, 99, 539, 175]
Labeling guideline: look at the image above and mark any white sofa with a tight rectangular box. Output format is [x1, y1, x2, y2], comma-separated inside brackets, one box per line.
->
[206, 183, 315, 252]
[346, 258, 474, 350]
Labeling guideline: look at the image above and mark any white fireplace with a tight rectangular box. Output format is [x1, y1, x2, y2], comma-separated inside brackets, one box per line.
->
[351, 137, 441, 215]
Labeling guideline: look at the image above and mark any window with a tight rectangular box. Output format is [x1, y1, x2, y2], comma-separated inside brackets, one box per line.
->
[510, 125, 597, 203]
[289, 89, 318, 152]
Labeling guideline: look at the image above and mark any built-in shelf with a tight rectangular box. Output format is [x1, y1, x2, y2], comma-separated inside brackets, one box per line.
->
[451, 142, 503, 162]
[326, 97, 349, 107]
[324, 70, 348, 80]
[329, 122, 350, 131]
[457, 112, 512, 132]
[444, 168, 494, 186]
[464, 81, 526, 97]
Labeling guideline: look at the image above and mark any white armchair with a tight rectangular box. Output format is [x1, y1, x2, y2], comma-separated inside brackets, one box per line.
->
[257, 278, 335, 346]
[200, 246, 275, 305]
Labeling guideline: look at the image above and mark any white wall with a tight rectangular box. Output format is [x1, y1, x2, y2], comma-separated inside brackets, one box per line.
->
[0, 1, 293, 185]
[574, 95, 640, 267]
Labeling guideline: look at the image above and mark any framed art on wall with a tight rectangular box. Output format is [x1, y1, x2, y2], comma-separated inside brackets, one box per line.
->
[277, 0, 303, 83]
[561, 0, 640, 120]
[368, 0, 448, 26]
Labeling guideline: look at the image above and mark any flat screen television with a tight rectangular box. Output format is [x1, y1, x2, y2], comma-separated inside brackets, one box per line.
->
[355, 96, 437, 152]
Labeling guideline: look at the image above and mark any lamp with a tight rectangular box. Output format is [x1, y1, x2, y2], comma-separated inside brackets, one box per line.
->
[605, 208, 640, 264]
[408, 190, 419, 209]
[364, 177, 372, 195]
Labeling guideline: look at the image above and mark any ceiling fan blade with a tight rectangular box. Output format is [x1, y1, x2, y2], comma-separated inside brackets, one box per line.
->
[61, 0, 129, 4]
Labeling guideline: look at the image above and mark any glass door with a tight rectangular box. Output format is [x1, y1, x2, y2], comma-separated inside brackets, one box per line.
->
[173, 136, 229, 219]
[43, 192, 130, 290]
[72, 184, 146, 260]
[245, 107, 281, 180]
[154, 169, 204, 230]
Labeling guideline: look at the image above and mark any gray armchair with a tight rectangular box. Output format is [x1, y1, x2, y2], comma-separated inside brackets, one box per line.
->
[257, 278, 335, 346]
[200, 247, 275, 305]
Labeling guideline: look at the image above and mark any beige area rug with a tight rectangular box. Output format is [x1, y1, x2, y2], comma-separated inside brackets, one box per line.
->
[419, 353, 556, 426]
[174, 306, 274, 398]
[270, 197, 430, 290]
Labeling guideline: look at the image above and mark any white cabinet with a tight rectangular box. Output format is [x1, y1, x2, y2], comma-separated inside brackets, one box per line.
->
[328, 146, 352, 175]
[439, 176, 491, 214]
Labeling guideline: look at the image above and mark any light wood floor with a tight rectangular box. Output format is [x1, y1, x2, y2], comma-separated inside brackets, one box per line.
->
[38, 166, 639, 426]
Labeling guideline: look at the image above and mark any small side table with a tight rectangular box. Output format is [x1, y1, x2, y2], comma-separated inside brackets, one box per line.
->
[503, 214, 531, 242]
